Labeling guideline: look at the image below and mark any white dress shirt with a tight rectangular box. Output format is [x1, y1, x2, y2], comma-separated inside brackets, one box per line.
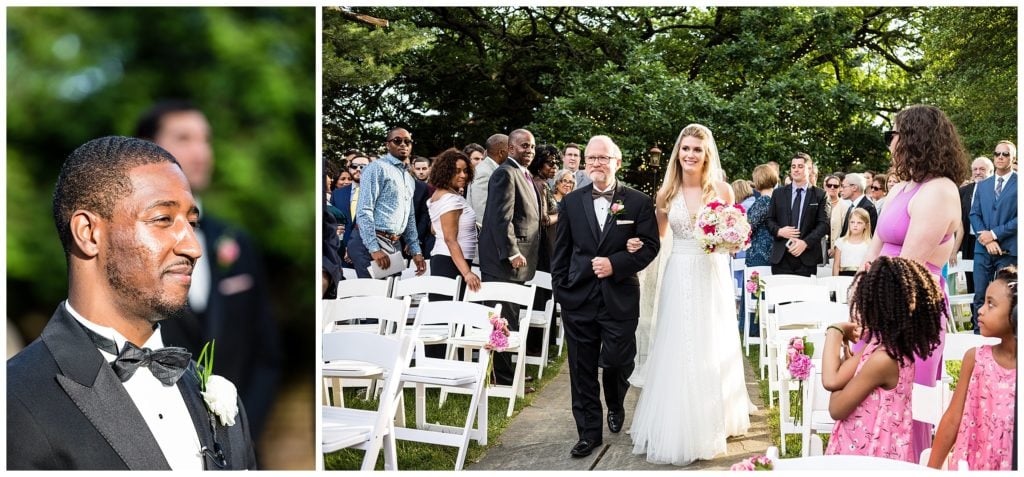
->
[66, 301, 203, 470]
[592, 181, 615, 231]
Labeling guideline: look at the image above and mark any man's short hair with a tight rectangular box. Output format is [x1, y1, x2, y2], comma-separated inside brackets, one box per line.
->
[564, 143, 581, 154]
[134, 99, 202, 140]
[462, 143, 485, 157]
[53, 136, 181, 256]
[997, 140, 1017, 158]
[845, 172, 867, 192]
[792, 152, 812, 164]
[485, 134, 508, 156]
[412, 156, 431, 165]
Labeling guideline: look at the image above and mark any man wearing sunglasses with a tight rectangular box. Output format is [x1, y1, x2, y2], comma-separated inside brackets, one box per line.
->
[329, 153, 370, 269]
[969, 140, 1017, 333]
[351, 127, 426, 278]
[839, 172, 877, 238]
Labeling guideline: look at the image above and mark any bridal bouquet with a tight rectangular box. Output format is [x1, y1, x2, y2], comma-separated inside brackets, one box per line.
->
[483, 312, 510, 387]
[694, 200, 751, 254]
[786, 336, 814, 426]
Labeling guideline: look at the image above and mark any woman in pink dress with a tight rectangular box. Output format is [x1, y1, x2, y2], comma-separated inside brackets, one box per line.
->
[863, 104, 970, 458]
[929, 266, 1017, 470]
[823, 257, 945, 461]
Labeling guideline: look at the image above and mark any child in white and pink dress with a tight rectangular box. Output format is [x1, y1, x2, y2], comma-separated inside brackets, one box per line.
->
[929, 266, 1017, 470]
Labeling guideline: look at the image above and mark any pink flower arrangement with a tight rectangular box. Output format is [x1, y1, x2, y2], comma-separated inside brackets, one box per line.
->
[484, 313, 511, 387]
[745, 271, 766, 324]
[608, 200, 626, 217]
[786, 336, 814, 425]
[694, 200, 752, 254]
[730, 454, 773, 471]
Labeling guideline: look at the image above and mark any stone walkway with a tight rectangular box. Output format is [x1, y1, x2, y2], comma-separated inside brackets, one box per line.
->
[469, 356, 770, 470]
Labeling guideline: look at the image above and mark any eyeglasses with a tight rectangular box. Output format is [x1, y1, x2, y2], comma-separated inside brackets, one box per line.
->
[349, 163, 367, 170]
[870, 186, 882, 191]
[388, 138, 414, 146]
[994, 151, 1013, 157]
[559, 179, 576, 185]
[584, 155, 614, 165]
[884, 130, 899, 145]
[825, 183, 841, 189]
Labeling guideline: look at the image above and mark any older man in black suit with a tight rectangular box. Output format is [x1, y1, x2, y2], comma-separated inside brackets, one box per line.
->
[478, 128, 542, 387]
[767, 152, 830, 276]
[7, 136, 257, 470]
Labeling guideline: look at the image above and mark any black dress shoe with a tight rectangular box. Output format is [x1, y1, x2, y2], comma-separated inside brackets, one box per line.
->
[570, 439, 602, 457]
[607, 412, 624, 433]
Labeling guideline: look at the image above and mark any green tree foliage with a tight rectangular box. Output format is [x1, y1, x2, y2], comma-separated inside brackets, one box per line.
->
[326, 6, 1015, 183]
[6, 8, 315, 372]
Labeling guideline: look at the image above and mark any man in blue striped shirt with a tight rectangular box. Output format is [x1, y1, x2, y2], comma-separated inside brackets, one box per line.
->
[350, 127, 426, 278]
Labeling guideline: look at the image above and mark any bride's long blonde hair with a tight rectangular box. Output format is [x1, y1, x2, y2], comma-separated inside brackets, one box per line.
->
[656, 124, 722, 212]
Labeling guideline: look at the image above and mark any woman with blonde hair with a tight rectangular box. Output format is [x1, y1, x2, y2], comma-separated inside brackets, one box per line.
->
[631, 124, 752, 466]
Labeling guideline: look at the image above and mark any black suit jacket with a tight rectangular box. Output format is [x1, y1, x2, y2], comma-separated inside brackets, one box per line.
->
[478, 159, 542, 282]
[840, 195, 878, 238]
[7, 305, 257, 470]
[551, 183, 660, 318]
[959, 182, 977, 259]
[767, 184, 830, 266]
[159, 216, 280, 442]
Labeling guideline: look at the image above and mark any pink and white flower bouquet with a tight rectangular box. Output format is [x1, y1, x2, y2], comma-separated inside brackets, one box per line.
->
[484, 312, 510, 387]
[786, 336, 814, 426]
[694, 200, 751, 254]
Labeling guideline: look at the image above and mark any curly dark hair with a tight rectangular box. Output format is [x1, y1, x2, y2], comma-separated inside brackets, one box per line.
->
[850, 256, 945, 365]
[427, 148, 473, 190]
[992, 265, 1017, 333]
[891, 105, 969, 184]
[528, 144, 561, 176]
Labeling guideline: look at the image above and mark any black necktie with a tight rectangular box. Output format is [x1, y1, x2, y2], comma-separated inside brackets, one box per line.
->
[79, 323, 191, 386]
[791, 188, 804, 229]
[592, 188, 614, 201]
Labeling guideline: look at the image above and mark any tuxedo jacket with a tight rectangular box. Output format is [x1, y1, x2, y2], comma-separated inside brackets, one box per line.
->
[7, 305, 257, 470]
[550, 183, 660, 319]
[959, 182, 978, 259]
[159, 215, 281, 441]
[478, 159, 542, 282]
[970, 173, 1018, 257]
[766, 184, 830, 266]
[840, 195, 878, 238]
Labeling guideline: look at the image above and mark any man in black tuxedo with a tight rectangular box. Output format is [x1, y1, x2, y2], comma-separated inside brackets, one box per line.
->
[478, 128, 542, 387]
[551, 135, 660, 458]
[135, 100, 280, 443]
[839, 172, 878, 238]
[7, 136, 257, 469]
[767, 152, 829, 277]
[954, 157, 994, 294]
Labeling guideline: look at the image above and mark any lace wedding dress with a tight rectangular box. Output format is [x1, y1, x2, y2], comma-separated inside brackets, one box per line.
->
[629, 193, 752, 466]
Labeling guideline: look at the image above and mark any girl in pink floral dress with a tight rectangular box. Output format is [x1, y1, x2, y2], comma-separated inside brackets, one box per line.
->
[822, 257, 945, 462]
[929, 266, 1017, 470]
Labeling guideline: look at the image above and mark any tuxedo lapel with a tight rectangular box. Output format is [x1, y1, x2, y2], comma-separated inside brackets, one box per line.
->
[44, 306, 170, 470]
[178, 365, 231, 469]
[579, 185, 601, 244]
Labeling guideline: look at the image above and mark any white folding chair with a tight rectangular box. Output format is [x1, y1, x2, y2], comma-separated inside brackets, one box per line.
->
[392, 274, 462, 346]
[766, 446, 928, 470]
[741, 265, 772, 356]
[802, 332, 834, 457]
[322, 296, 411, 408]
[817, 275, 855, 304]
[761, 284, 830, 405]
[773, 328, 818, 455]
[758, 274, 819, 371]
[322, 332, 414, 470]
[458, 281, 537, 417]
[918, 447, 970, 470]
[336, 277, 393, 298]
[395, 300, 498, 470]
[525, 271, 557, 377]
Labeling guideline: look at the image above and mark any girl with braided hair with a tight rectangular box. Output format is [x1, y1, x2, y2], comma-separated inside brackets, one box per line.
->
[929, 266, 1016, 470]
[822, 256, 945, 462]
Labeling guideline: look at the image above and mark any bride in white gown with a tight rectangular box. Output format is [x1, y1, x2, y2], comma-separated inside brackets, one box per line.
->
[630, 123, 752, 466]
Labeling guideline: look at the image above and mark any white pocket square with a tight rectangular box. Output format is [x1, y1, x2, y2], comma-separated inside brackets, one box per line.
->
[616, 220, 634, 225]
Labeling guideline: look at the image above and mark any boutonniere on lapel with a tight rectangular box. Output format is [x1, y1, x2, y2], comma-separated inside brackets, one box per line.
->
[215, 235, 241, 270]
[608, 200, 626, 218]
[197, 340, 237, 467]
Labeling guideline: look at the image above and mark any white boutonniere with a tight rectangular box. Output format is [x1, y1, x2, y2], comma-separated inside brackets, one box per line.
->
[197, 340, 239, 426]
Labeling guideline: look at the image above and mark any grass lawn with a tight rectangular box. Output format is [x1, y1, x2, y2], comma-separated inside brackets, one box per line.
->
[324, 346, 568, 470]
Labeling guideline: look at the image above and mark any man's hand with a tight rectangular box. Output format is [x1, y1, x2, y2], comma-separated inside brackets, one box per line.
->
[343, 250, 352, 264]
[778, 226, 800, 240]
[413, 254, 427, 276]
[510, 255, 527, 269]
[787, 238, 808, 257]
[985, 240, 1004, 256]
[626, 237, 643, 253]
[592, 257, 614, 278]
[371, 250, 391, 269]
[336, 224, 345, 237]
[978, 230, 997, 245]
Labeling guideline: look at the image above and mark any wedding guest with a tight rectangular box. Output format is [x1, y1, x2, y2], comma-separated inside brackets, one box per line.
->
[7, 136, 257, 469]
[467, 133, 508, 229]
[463, 142, 485, 170]
[732, 179, 754, 211]
[565, 142, 590, 189]
[950, 156, 994, 295]
[334, 169, 353, 190]
[766, 152, 829, 276]
[529, 144, 562, 269]
[823, 257, 944, 462]
[870, 174, 889, 213]
[824, 174, 851, 257]
[552, 168, 576, 205]
[832, 208, 871, 276]
[745, 164, 779, 268]
[928, 266, 1016, 470]
[969, 140, 1017, 333]
[412, 156, 431, 182]
[426, 149, 480, 292]
[839, 173, 877, 238]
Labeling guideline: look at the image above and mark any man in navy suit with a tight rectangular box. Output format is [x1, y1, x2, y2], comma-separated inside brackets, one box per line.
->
[330, 153, 370, 269]
[969, 140, 1017, 333]
[766, 152, 830, 277]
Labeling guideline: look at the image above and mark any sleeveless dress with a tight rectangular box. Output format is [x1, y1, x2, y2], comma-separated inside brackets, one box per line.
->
[949, 345, 1016, 470]
[825, 340, 916, 462]
[866, 179, 950, 458]
[629, 193, 752, 466]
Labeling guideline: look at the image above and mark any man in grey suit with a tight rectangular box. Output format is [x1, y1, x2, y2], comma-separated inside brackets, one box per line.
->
[467, 133, 508, 229]
[566, 143, 592, 189]
[478, 128, 542, 386]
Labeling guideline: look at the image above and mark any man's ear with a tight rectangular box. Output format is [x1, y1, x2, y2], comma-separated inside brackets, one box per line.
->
[69, 210, 103, 258]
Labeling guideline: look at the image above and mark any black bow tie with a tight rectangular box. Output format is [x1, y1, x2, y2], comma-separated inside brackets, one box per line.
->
[79, 322, 191, 386]
[592, 188, 614, 201]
